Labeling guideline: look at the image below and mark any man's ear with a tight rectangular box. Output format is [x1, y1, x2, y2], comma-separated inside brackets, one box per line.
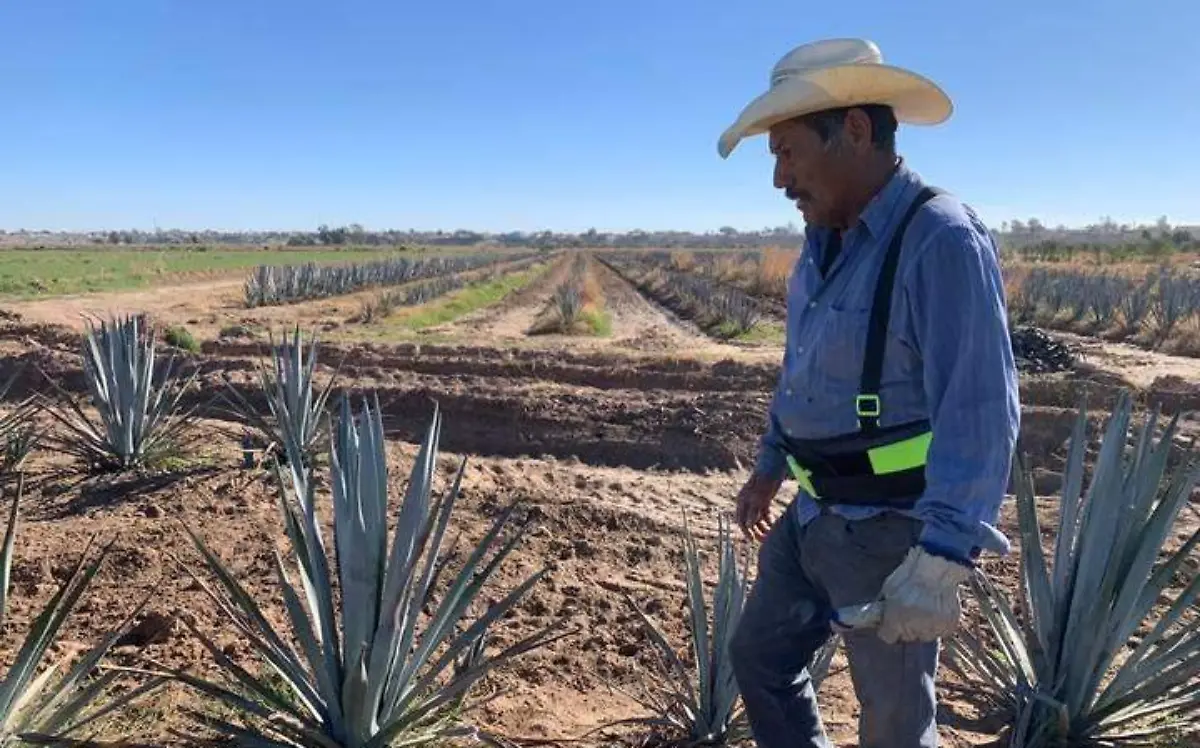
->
[842, 108, 876, 153]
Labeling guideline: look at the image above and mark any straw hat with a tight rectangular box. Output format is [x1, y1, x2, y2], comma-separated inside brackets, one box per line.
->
[717, 38, 952, 158]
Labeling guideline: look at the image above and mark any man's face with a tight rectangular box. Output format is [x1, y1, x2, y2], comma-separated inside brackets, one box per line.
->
[768, 117, 852, 228]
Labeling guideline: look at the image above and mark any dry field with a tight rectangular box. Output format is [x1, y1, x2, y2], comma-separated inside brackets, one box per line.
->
[0, 247, 1197, 746]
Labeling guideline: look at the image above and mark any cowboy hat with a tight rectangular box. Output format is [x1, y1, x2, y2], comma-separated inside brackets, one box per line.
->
[717, 38, 952, 158]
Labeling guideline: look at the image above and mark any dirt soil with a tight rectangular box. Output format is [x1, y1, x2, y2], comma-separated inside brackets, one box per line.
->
[0, 258, 1198, 747]
[1, 254, 546, 344]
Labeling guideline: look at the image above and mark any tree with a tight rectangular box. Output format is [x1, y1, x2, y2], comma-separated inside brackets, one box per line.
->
[317, 224, 347, 245]
[1148, 237, 1175, 259]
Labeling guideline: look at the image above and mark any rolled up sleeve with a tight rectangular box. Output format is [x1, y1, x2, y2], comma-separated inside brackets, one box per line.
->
[902, 222, 1020, 563]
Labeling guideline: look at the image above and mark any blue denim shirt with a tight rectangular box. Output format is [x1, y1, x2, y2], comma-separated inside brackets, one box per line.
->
[756, 161, 1020, 563]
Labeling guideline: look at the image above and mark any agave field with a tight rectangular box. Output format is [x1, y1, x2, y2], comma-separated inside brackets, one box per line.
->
[598, 252, 774, 340]
[244, 251, 539, 308]
[1008, 264, 1200, 355]
[353, 253, 548, 326]
[0, 246, 1196, 747]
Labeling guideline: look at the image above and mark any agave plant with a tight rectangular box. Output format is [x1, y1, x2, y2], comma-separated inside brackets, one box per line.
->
[222, 326, 340, 471]
[1118, 272, 1155, 334]
[945, 392, 1200, 747]
[42, 314, 200, 471]
[0, 476, 167, 745]
[616, 515, 747, 746]
[172, 395, 563, 747]
[552, 282, 582, 328]
[620, 514, 840, 746]
[1152, 266, 1195, 340]
[0, 367, 40, 477]
[1, 423, 39, 476]
[715, 293, 761, 337]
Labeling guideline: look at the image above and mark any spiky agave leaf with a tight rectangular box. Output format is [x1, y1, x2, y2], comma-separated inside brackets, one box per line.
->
[2, 423, 39, 476]
[41, 314, 201, 471]
[620, 514, 751, 747]
[0, 476, 168, 746]
[219, 325, 340, 473]
[175, 395, 563, 747]
[0, 365, 41, 477]
[946, 391, 1200, 747]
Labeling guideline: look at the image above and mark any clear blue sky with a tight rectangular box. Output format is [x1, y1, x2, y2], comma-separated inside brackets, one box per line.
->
[1, 1, 1195, 234]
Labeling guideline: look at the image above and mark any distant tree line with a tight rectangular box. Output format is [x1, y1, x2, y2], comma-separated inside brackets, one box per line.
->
[2, 215, 1197, 259]
[995, 215, 1198, 263]
[278, 223, 811, 250]
[0, 223, 809, 251]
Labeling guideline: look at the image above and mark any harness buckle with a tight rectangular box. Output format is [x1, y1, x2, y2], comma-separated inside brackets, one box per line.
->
[855, 394, 881, 418]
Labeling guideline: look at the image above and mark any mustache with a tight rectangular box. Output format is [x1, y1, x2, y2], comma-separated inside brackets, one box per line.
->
[785, 187, 813, 202]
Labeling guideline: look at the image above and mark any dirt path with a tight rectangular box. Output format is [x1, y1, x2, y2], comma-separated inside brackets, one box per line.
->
[4, 256, 550, 343]
[1052, 329, 1200, 389]
[433, 253, 776, 363]
[3, 277, 246, 330]
[591, 256, 751, 357]
[435, 253, 574, 341]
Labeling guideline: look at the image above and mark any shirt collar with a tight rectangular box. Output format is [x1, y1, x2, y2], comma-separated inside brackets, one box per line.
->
[856, 158, 921, 239]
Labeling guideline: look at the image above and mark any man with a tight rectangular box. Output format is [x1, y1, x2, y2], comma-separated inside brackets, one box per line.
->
[716, 39, 1020, 748]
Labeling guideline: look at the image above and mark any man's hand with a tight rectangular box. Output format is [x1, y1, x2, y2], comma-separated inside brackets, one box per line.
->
[735, 473, 782, 542]
[876, 546, 972, 644]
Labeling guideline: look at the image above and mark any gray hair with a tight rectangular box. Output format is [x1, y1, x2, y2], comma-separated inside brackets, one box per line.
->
[800, 105, 898, 153]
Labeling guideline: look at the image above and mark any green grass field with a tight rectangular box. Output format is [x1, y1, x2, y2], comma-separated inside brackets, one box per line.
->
[0, 246, 442, 298]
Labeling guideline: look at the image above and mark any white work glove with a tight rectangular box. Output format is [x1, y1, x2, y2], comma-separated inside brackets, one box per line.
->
[876, 546, 972, 644]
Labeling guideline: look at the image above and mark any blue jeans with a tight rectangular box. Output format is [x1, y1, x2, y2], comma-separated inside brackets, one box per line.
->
[730, 504, 940, 748]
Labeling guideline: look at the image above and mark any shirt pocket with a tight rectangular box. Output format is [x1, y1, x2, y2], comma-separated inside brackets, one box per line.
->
[815, 304, 871, 391]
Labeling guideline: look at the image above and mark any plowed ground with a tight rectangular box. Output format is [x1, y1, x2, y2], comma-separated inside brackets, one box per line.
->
[0, 252, 1198, 746]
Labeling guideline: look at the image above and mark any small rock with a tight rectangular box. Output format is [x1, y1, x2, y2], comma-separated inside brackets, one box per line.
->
[117, 611, 176, 648]
[141, 504, 163, 519]
[572, 539, 597, 558]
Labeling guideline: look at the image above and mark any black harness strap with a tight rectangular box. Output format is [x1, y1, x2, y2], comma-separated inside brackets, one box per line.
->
[857, 186, 938, 434]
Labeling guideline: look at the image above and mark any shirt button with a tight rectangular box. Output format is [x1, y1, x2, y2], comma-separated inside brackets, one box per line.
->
[808, 301, 817, 309]
[785, 388, 793, 396]
[796, 345, 804, 354]
[784, 427, 794, 437]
